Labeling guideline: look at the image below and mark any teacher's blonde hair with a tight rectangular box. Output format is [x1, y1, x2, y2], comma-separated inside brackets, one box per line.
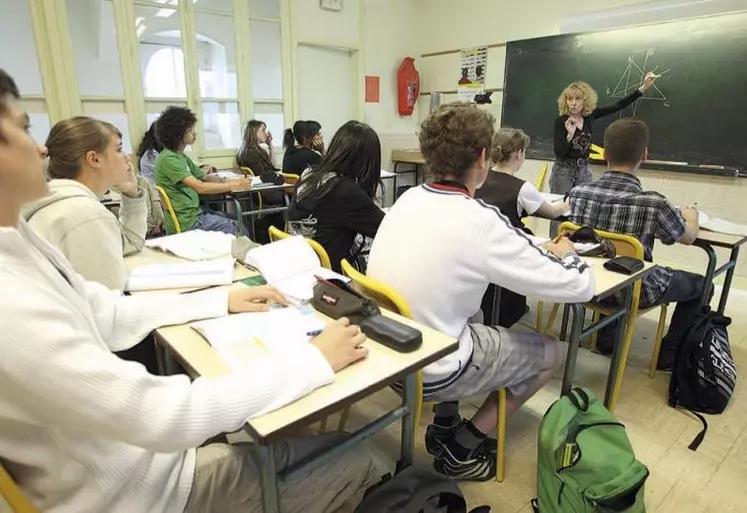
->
[557, 81, 598, 116]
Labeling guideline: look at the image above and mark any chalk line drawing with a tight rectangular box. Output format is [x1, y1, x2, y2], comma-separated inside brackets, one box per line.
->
[606, 47, 670, 115]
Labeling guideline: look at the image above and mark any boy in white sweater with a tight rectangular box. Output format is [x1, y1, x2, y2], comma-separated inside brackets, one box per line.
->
[0, 70, 377, 513]
[367, 103, 595, 481]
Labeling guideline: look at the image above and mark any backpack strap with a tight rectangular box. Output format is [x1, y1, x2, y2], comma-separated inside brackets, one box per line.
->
[531, 498, 539, 512]
[678, 406, 709, 451]
[567, 388, 590, 412]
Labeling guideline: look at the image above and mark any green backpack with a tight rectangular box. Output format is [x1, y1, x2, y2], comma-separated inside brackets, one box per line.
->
[532, 388, 649, 513]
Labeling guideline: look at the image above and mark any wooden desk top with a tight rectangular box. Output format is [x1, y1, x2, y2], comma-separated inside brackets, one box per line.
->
[391, 149, 425, 165]
[695, 230, 747, 249]
[125, 248, 256, 295]
[582, 257, 657, 302]
[156, 308, 458, 443]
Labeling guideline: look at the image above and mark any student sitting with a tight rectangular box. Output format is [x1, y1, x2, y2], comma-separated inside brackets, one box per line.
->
[0, 68, 379, 513]
[236, 119, 276, 174]
[567, 118, 707, 370]
[287, 121, 384, 272]
[476, 128, 571, 327]
[309, 120, 325, 155]
[367, 103, 595, 480]
[137, 121, 162, 186]
[282, 120, 323, 175]
[23, 116, 147, 291]
[155, 106, 249, 235]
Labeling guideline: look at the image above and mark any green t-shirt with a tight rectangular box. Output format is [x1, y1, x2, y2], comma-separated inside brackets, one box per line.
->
[155, 149, 206, 233]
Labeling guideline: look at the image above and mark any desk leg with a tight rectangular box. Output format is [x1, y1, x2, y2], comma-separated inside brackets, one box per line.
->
[392, 163, 399, 201]
[559, 304, 571, 341]
[400, 373, 416, 469]
[561, 303, 585, 395]
[604, 285, 632, 407]
[718, 246, 740, 314]
[253, 444, 280, 513]
[694, 240, 718, 310]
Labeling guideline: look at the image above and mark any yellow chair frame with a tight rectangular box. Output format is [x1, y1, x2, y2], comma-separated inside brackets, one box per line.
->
[155, 185, 181, 234]
[267, 225, 331, 269]
[340, 259, 509, 483]
[544, 222, 668, 410]
[0, 463, 38, 513]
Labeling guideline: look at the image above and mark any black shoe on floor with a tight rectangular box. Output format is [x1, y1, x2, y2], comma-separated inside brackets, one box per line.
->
[424, 421, 498, 456]
[433, 441, 497, 482]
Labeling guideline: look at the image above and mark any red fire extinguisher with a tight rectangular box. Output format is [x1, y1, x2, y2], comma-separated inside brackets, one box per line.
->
[397, 57, 420, 116]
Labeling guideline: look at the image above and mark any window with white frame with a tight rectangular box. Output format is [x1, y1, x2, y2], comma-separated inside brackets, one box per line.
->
[0, 0, 51, 144]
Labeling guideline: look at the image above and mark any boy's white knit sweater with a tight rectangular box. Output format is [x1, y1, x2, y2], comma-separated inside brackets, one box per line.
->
[0, 220, 334, 513]
[368, 184, 595, 385]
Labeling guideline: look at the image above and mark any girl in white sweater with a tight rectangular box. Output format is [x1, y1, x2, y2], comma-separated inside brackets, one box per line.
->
[23, 116, 147, 291]
[0, 69, 376, 513]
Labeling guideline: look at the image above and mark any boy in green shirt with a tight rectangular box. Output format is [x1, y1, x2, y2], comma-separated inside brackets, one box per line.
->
[155, 107, 249, 234]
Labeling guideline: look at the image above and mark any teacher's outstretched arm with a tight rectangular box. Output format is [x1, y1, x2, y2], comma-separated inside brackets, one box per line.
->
[591, 72, 659, 119]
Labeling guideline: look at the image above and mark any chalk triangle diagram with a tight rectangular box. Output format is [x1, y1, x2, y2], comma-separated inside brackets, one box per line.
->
[608, 52, 668, 116]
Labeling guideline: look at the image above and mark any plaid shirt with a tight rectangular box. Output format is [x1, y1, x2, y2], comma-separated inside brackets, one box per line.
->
[567, 171, 686, 308]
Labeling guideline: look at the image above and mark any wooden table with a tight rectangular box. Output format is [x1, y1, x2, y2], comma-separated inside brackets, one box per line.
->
[391, 149, 425, 192]
[556, 257, 657, 408]
[124, 249, 458, 513]
[693, 231, 747, 312]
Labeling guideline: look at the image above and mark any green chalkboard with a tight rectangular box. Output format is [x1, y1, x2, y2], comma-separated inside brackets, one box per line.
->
[501, 12, 747, 172]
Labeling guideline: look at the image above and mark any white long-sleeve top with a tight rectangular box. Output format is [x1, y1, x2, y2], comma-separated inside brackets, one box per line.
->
[367, 183, 595, 386]
[0, 220, 334, 513]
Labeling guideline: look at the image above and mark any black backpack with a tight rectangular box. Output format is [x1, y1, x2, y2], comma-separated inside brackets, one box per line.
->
[668, 308, 737, 450]
[355, 467, 490, 513]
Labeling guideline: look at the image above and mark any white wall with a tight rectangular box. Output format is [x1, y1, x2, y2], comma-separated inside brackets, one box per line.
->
[412, 0, 747, 278]
[294, 0, 361, 46]
[0, 0, 44, 94]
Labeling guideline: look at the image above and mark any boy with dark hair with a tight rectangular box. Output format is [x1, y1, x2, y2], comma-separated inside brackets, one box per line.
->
[567, 117, 706, 369]
[367, 103, 596, 480]
[155, 106, 249, 234]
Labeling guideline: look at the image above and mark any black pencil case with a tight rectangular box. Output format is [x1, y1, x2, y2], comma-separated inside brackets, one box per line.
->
[603, 256, 644, 275]
[360, 314, 423, 353]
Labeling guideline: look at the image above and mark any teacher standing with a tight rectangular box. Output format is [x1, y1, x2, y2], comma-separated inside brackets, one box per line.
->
[549, 72, 658, 235]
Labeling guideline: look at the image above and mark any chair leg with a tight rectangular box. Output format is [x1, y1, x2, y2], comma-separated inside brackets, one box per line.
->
[319, 417, 328, 433]
[608, 316, 639, 413]
[413, 371, 424, 432]
[590, 311, 601, 351]
[536, 301, 544, 332]
[649, 305, 669, 379]
[337, 406, 351, 431]
[496, 388, 508, 483]
[543, 304, 560, 335]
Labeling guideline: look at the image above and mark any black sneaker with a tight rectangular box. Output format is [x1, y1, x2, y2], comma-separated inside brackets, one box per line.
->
[433, 442, 497, 482]
[424, 421, 498, 456]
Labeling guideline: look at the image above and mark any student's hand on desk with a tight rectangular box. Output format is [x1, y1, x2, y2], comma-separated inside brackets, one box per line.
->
[229, 177, 251, 192]
[311, 318, 369, 372]
[227, 286, 289, 313]
[545, 236, 575, 258]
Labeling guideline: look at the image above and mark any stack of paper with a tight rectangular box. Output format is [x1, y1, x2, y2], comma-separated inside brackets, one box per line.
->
[145, 230, 235, 261]
[192, 307, 325, 370]
[126, 257, 235, 291]
[243, 236, 349, 304]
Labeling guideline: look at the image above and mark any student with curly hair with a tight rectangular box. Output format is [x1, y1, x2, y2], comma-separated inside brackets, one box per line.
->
[550, 72, 659, 235]
[368, 102, 595, 481]
[155, 106, 249, 234]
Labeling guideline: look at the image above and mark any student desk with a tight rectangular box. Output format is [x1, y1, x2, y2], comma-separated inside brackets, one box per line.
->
[124, 249, 459, 513]
[693, 231, 747, 313]
[391, 149, 425, 192]
[555, 257, 657, 409]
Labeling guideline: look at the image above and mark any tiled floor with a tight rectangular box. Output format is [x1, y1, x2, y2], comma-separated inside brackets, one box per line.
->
[334, 280, 747, 512]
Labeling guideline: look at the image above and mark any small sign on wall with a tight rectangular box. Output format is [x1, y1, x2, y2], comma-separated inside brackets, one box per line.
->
[365, 76, 380, 103]
[320, 0, 343, 12]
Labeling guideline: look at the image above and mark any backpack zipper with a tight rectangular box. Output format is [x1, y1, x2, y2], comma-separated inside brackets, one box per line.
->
[555, 421, 626, 507]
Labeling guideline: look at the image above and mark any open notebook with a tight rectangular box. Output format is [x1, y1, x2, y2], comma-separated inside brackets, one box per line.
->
[242, 236, 348, 304]
[126, 257, 235, 292]
[191, 307, 325, 371]
[145, 230, 235, 261]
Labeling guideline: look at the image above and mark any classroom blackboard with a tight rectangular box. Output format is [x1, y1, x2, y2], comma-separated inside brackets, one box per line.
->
[501, 12, 747, 174]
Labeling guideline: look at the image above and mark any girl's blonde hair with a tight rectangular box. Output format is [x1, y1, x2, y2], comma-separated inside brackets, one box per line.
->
[557, 81, 598, 116]
[490, 128, 530, 164]
[46, 116, 121, 180]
